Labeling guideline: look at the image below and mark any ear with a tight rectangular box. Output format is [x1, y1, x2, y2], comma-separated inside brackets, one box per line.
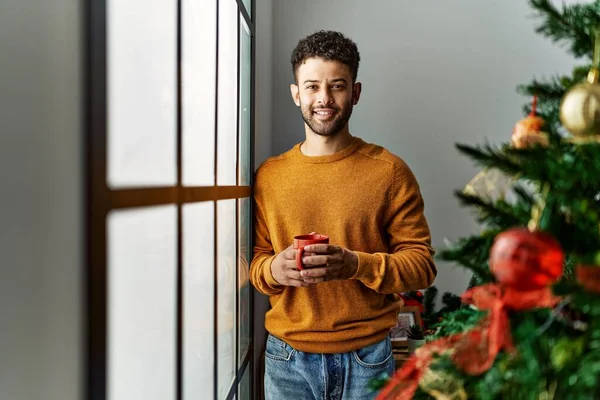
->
[290, 84, 300, 107]
[352, 82, 362, 105]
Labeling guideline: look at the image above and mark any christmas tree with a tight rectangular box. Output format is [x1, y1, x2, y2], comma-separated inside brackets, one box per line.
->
[376, 1, 600, 399]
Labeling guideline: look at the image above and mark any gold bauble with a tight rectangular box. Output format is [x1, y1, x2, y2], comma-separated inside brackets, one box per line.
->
[559, 80, 600, 137]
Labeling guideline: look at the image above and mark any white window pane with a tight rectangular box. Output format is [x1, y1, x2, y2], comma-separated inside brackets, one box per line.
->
[238, 198, 251, 363]
[183, 202, 215, 400]
[239, 19, 251, 186]
[217, 0, 238, 186]
[218, 199, 236, 399]
[182, 0, 216, 186]
[107, 0, 177, 188]
[107, 206, 177, 400]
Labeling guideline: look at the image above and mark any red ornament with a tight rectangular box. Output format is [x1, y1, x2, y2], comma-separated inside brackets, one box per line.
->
[576, 265, 600, 293]
[489, 228, 564, 290]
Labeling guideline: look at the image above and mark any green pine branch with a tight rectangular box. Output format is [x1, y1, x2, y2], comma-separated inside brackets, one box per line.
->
[423, 286, 438, 318]
[437, 232, 497, 284]
[454, 191, 529, 228]
[440, 292, 462, 314]
[528, 0, 600, 58]
[517, 65, 591, 100]
[455, 143, 523, 178]
[517, 64, 592, 141]
[512, 184, 536, 205]
[517, 76, 568, 100]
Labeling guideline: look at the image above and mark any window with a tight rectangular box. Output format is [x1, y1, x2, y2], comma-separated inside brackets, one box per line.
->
[86, 1, 255, 399]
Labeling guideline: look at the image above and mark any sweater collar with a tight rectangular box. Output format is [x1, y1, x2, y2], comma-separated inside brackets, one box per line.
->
[294, 137, 362, 164]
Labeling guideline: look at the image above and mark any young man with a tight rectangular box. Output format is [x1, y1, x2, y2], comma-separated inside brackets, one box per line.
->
[250, 30, 436, 399]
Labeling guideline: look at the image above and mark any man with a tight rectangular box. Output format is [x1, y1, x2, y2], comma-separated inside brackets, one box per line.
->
[250, 30, 436, 399]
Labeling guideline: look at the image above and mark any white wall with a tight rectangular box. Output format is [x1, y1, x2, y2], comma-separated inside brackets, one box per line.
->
[0, 1, 83, 399]
[268, 0, 579, 298]
[254, 0, 273, 394]
[255, 0, 273, 167]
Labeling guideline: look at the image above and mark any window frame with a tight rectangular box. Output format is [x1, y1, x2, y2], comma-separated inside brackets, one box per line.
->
[84, 1, 256, 399]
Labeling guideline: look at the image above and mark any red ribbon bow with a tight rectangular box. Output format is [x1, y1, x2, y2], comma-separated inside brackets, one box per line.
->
[377, 284, 561, 400]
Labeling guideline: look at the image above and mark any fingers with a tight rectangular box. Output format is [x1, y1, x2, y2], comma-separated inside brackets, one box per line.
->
[274, 271, 311, 287]
[304, 244, 336, 254]
[286, 278, 311, 288]
[282, 245, 296, 260]
[285, 266, 313, 286]
[275, 260, 313, 287]
[302, 276, 327, 284]
[300, 263, 344, 281]
[301, 255, 328, 267]
[300, 254, 343, 268]
[275, 242, 350, 286]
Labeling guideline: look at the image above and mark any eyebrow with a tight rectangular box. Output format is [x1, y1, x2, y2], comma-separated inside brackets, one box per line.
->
[302, 78, 348, 85]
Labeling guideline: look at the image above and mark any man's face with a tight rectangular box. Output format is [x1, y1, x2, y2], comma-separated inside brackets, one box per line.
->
[291, 57, 361, 137]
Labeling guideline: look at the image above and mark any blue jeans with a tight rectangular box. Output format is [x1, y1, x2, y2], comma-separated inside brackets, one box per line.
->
[264, 335, 395, 400]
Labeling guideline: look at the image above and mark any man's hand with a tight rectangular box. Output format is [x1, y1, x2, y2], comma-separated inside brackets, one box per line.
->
[298, 244, 359, 283]
[270, 245, 311, 287]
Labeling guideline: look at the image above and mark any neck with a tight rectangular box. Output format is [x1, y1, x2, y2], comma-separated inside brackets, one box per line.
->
[300, 126, 354, 156]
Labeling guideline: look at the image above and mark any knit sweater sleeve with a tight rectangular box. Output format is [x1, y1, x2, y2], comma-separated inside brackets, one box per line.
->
[249, 168, 284, 295]
[351, 160, 437, 293]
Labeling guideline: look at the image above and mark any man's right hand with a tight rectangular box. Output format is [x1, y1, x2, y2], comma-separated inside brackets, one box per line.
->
[270, 245, 311, 287]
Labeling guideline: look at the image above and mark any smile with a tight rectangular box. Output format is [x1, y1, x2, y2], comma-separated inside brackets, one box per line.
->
[313, 109, 336, 117]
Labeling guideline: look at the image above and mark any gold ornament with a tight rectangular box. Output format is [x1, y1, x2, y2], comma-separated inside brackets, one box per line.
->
[559, 68, 600, 137]
[418, 368, 467, 400]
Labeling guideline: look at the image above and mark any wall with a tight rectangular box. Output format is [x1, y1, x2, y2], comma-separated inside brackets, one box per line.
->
[269, 0, 579, 298]
[253, 0, 273, 395]
[0, 1, 83, 399]
[255, 0, 273, 167]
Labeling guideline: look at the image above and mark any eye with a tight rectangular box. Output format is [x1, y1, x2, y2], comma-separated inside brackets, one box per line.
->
[331, 84, 345, 90]
[306, 85, 317, 90]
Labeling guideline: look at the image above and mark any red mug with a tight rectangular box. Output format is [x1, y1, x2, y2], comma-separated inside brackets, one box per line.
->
[293, 234, 329, 270]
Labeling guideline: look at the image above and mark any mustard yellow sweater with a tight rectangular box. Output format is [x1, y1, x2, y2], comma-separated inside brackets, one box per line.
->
[250, 137, 436, 354]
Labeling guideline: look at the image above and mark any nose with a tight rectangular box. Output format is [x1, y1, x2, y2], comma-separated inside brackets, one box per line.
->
[318, 87, 333, 106]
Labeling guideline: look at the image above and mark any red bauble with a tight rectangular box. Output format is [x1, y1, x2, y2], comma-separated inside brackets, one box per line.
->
[404, 299, 425, 313]
[576, 265, 600, 293]
[489, 228, 564, 290]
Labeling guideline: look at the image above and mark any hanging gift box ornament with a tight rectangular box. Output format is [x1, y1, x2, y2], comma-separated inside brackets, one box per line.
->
[511, 95, 549, 148]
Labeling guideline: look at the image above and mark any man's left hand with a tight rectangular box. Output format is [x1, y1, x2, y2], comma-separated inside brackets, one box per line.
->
[299, 244, 358, 283]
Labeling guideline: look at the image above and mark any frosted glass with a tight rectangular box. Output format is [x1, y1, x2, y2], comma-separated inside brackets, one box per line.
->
[107, 0, 177, 188]
[238, 197, 251, 362]
[217, 0, 238, 186]
[107, 206, 177, 400]
[238, 365, 251, 400]
[182, 0, 216, 186]
[239, 20, 252, 186]
[183, 202, 215, 400]
[242, 0, 251, 18]
[218, 199, 236, 398]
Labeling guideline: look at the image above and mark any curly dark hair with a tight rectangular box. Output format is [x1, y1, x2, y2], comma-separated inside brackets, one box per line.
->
[291, 30, 361, 83]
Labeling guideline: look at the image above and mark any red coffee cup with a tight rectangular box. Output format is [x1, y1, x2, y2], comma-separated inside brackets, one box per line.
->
[293, 234, 329, 270]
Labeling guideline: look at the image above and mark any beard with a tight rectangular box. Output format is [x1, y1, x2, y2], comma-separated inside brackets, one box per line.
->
[300, 100, 353, 137]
